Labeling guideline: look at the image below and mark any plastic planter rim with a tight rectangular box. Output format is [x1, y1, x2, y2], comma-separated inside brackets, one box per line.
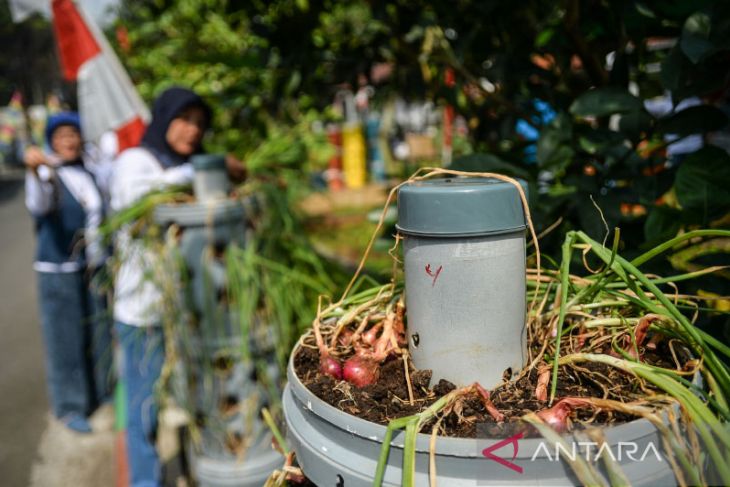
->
[286, 344, 662, 458]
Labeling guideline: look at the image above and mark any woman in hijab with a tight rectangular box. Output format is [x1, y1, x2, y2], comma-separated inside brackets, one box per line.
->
[24, 112, 113, 433]
[110, 87, 243, 487]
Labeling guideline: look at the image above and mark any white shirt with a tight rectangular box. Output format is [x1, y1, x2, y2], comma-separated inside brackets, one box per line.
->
[25, 157, 107, 272]
[110, 147, 194, 327]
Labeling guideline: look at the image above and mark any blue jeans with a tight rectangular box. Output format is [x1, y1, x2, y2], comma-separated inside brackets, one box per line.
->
[88, 269, 114, 406]
[36, 270, 113, 419]
[115, 322, 165, 487]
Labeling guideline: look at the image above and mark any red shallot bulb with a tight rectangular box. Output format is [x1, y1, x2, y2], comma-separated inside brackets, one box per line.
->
[343, 355, 380, 387]
[319, 355, 343, 380]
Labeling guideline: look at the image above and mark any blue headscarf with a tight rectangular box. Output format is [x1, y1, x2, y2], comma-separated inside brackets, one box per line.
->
[45, 112, 81, 148]
[140, 87, 212, 168]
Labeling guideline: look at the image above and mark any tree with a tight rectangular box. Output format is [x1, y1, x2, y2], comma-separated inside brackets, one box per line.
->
[0, 3, 65, 106]
[115, 0, 730, 266]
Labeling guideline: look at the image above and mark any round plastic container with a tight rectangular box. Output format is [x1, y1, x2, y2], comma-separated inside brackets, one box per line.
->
[192, 154, 230, 201]
[396, 177, 528, 388]
[283, 347, 680, 486]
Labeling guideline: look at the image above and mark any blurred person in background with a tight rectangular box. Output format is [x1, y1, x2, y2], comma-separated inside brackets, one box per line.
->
[24, 112, 114, 434]
[111, 87, 244, 487]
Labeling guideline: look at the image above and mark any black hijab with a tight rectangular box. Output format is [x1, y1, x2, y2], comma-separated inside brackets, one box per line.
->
[140, 87, 212, 168]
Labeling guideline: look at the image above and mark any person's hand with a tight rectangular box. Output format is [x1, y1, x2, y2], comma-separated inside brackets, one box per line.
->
[225, 154, 247, 183]
[23, 146, 48, 175]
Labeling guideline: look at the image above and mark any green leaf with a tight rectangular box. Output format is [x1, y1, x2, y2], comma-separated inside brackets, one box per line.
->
[675, 146, 730, 219]
[657, 105, 729, 137]
[681, 11, 713, 63]
[617, 109, 653, 138]
[577, 128, 629, 156]
[634, 2, 656, 19]
[537, 113, 573, 172]
[660, 46, 684, 94]
[644, 206, 682, 243]
[450, 153, 530, 179]
[570, 88, 643, 118]
[535, 28, 554, 47]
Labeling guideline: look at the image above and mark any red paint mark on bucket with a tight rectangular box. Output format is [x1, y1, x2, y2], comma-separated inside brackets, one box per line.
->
[425, 264, 443, 287]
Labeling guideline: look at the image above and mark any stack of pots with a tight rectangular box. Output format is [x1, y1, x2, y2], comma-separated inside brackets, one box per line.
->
[154, 154, 281, 486]
[282, 177, 679, 486]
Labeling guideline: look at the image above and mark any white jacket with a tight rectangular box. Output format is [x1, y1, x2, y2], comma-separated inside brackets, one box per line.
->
[110, 147, 194, 327]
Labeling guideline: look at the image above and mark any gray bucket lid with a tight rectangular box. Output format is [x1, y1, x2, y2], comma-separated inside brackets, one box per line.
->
[396, 177, 528, 237]
[192, 154, 226, 171]
[153, 199, 245, 226]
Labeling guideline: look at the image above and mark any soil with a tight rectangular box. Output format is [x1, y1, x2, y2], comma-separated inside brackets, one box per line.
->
[293, 331, 691, 439]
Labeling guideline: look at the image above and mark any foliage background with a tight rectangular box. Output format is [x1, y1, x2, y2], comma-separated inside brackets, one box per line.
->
[113, 0, 730, 336]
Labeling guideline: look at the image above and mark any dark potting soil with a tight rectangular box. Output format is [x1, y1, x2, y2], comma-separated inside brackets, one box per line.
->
[293, 336, 691, 439]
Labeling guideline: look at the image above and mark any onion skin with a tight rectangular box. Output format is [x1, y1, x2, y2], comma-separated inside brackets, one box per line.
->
[338, 328, 355, 347]
[343, 355, 380, 388]
[474, 382, 505, 422]
[319, 355, 343, 380]
[362, 324, 381, 346]
[535, 366, 550, 402]
[536, 398, 590, 433]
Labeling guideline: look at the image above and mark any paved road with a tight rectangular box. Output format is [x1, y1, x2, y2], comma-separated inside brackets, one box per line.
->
[0, 175, 48, 486]
[0, 174, 115, 487]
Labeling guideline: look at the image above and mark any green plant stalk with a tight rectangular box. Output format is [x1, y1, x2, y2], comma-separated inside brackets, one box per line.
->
[604, 266, 729, 289]
[550, 231, 576, 404]
[321, 282, 398, 319]
[584, 429, 632, 487]
[551, 230, 628, 318]
[648, 413, 704, 487]
[575, 231, 730, 403]
[403, 421, 418, 487]
[226, 245, 254, 363]
[558, 353, 730, 484]
[696, 328, 730, 361]
[250, 253, 332, 295]
[704, 369, 730, 415]
[631, 230, 730, 267]
[523, 413, 607, 487]
[373, 386, 472, 487]
[573, 228, 621, 307]
[582, 317, 638, 328]
[262, 407, 288, 455]
[373, 417, 413, 487]
[575, 299, 630, 310]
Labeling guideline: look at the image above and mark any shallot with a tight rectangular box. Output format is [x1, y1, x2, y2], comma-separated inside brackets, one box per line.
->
[535, 397, 590, 433]
[319, 355, 343, 379]
[474, 382, 505, 422]
[313, 317, 342, 379]
[342, 310, 401, 387]
[343, 355, 380, 387]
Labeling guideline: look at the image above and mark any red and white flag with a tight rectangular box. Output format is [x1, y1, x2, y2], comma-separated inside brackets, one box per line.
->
[51, 0, 149, 151]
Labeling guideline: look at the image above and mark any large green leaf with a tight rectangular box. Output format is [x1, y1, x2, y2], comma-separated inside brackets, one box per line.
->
[675, 146, 730, 219]
[680, 10, 713, 64]
[449, 153, 531, 179]
[577, 128, 629, 156]
[570, 88, 643, 118]
[660, 45, 684, 94]
[644, 206, 682, 244]
[657, 105, 729, 137]
[537, 113, 574, 173]
[617, 109, 653, 138]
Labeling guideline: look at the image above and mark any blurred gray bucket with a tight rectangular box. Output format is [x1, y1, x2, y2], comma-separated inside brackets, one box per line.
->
[154, 199, 283, 484]
[189, 426, 283, 487]
[192, 154, 231, 202]
[283, 347, 679, 486]
[397, 177, 529, 388]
